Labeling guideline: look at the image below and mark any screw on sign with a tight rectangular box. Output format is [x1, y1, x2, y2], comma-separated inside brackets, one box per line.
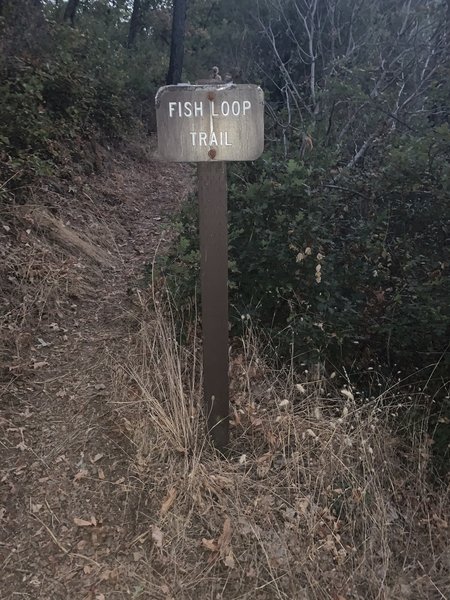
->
[155, 79, 264, 451]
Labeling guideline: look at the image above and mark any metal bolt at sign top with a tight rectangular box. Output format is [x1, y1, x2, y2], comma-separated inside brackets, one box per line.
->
[208, 92, 215, 101]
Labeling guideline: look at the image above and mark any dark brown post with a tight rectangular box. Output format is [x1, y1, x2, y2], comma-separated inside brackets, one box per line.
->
[198, 161, 229, 451]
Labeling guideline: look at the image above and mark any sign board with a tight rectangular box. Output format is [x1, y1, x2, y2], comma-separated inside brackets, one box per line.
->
[155, 83, 264, 162]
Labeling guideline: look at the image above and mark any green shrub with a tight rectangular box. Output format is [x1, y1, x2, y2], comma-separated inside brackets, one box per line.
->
[160, 126, 449, 469]
[162, 127, 450, 372]
[0, 23, 138, 189]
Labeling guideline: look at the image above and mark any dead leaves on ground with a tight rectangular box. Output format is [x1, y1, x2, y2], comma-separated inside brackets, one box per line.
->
[74, 515, 98, 527]
[151, 525, 164, 548]
[160, 487, 177, 516]
[147, 506, 236, 569]
[74, 469, 89, 482]
[202, 516, 235, 568]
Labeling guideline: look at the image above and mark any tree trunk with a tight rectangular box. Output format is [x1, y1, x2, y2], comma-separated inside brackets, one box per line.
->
[127, 0, 142, 48]
[63, 0, 80, 26]
[447, 0, 450, 38]
[166, 0, 188, 85]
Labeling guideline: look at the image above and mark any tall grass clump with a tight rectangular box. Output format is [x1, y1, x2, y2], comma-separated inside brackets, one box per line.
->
[111, 291, 450, 600]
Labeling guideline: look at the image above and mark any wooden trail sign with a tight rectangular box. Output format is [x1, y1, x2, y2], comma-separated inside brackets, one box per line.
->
[156, 83, 264, 450]
[156, 84, 264, 162]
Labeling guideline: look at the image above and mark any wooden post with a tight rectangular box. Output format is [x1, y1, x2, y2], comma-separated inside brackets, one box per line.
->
[198, 161, 229, 450]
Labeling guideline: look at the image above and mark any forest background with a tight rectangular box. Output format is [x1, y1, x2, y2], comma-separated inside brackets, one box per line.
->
[1, 0, 449, 467]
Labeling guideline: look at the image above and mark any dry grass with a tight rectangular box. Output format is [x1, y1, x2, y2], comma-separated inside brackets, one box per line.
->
[1, 217, 78, 377]
[112, 294, 450, 600]
[0, 189, 117, 379]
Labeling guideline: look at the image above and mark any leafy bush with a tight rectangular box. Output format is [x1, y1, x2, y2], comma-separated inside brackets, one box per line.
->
[0, 20, 149, 190]
[160, 125, 449, 468]
[162, 126, 450, 373]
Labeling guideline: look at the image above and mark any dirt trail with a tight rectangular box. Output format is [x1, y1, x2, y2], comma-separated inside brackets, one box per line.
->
[1, 143, 192, 599]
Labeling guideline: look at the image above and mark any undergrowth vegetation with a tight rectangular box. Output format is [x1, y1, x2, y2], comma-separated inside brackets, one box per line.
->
[161, 127, 450, 468]
[112, 293, 450, 599]
[164, 129, 450, 369]
[0, 3, 165, 198]
[158, 0, 450, 465]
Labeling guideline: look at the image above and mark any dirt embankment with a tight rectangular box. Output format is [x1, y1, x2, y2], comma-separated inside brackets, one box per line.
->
[0, 140, 192, 599]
